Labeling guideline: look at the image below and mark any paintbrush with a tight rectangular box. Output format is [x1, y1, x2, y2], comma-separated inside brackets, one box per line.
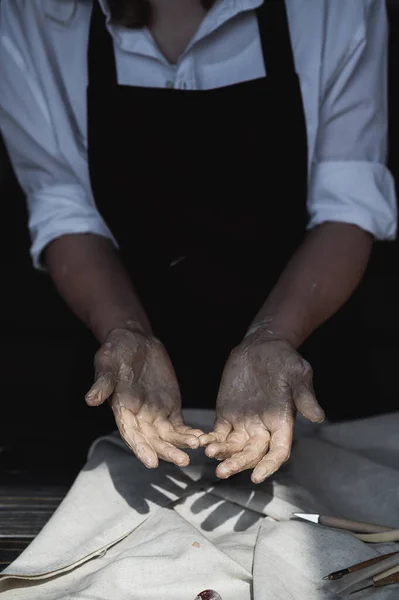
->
[293, 513, 392, 534]
[323, 551, 399, 580]
[334, 553, 399, 594]
[350, 567, 399, 595]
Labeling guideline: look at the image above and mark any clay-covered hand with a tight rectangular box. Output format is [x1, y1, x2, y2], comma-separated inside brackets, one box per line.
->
[199, 328, 325, 483]
[85, 328, 203, 468]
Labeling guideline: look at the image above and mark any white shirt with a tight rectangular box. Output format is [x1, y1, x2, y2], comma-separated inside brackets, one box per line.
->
[0, 0, 397, 268]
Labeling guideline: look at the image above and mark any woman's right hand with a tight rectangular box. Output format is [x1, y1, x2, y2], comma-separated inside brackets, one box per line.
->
[85, 328, 203, 468]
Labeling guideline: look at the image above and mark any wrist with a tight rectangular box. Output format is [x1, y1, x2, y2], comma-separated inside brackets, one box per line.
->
[245, 318, 302, 349]
[90, 309, 152, 344]
[108, 319, 151, 338]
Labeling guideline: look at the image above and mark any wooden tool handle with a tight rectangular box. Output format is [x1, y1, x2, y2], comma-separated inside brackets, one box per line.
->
[355, 530, 399, 543]
[350, 552, 399, 574]
[374, 564, 399, 582]
[320, 516, 392, 534]
[375, 573, 399, 588]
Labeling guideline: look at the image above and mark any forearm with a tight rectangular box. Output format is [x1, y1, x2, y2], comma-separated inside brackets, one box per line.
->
[250, 223, 373, 348]
[45, 234, 152, 343]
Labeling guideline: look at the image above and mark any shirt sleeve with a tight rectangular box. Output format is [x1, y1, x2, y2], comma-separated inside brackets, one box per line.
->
[0, 10, 115, 269]
[307, 0, 397, 240]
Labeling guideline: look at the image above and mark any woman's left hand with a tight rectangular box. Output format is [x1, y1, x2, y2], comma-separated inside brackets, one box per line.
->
[199, 328, 325, 483]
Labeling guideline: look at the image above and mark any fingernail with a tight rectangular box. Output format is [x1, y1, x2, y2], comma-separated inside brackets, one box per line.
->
[85, 392, 98, 405]
[187, 437, 199, 449]
[216, 467, 231, 479]
[252, 469, 268, 484]
[136, 446, 158, 468]
[199, 435, 215, 445]
[172, 451, 189, 466]
[255, 469, 276, 483]
[315, 411, 326, 422]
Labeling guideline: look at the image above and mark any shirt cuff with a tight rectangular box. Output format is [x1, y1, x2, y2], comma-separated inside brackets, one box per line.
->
[27, 185, 116, 270]
[307, 161, 397, 240]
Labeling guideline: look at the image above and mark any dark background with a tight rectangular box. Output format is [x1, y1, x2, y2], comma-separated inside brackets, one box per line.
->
[0, 0, 399, 476]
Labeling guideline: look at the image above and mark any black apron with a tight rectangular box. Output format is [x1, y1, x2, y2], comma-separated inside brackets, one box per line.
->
[87, 0, 308, 408]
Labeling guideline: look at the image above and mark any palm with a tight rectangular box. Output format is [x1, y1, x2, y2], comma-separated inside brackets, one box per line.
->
[86, 328, 204, 468]
[200, 337, 324, 483]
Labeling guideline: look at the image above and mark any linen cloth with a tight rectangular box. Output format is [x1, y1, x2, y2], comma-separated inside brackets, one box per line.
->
[1, 410, 398, 599]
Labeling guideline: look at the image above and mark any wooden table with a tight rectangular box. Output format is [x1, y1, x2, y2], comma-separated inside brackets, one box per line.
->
[0, 470, 74, 571]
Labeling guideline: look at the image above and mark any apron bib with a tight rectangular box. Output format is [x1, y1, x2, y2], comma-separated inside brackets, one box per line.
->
[87, 0, 308, 407]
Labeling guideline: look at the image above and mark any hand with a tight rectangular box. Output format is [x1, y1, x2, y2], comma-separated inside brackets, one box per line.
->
[199, 329, 325, 483]
[85, 328, 203, 468]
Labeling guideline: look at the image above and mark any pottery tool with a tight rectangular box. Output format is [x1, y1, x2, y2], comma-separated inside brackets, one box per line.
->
[350, 567, 399, 595]
[323, 551, 399, 580]
[334, 553, 399, 594]
[293, 513, 392, 534]
[355, 529, 399, 543]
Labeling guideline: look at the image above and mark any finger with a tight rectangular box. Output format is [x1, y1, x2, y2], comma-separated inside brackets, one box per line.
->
[149, 437, 191, 467]
[85, 372, 116, 406]
[251, 426, 293, 484]
[160, 418, 204, 448]
[167, 431, 201, 449]
[205, 429, 248, 460]
[199, 419, 232, 447]
[216, 434, 270, 479]
[174, 424, 205, 438]
[293, 383, 325, 423]
[168, 412, 205, 439]
[155, 420, 201, 449]
[112, 398, 159, 469]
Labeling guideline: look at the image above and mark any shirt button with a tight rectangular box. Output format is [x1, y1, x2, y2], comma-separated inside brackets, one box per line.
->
[166, 80, 175, 89]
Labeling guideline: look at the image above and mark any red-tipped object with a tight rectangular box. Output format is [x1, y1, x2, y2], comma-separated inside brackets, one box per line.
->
[195, 591, 223, 600]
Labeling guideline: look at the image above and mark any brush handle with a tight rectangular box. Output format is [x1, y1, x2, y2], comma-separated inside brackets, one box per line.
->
[325, 554, 397, 580]
[319, 516, 392, 534]
[349, 552, 399, 574]
[375, 573, 399, 588]
[374, 564, 399, 582]
[335, 553, 399, 593]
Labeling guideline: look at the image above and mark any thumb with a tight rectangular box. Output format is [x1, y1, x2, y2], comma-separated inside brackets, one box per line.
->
[85, 372, 116, 406]
[293, 383, 325, 423]
[198, 418, 232, 447]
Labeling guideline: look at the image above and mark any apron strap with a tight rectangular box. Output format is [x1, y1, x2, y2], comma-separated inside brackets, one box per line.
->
[256, 0, 297, 77]
[88, 0, 117, 86]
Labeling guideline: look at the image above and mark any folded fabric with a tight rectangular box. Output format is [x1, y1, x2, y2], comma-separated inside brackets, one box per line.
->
[0, 410, 398, 599]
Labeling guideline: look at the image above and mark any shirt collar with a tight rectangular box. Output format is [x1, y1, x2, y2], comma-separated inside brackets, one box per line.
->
[97, 0, 263, 56]
[44, 0, 262, 26]
[97, 0, 263, 17]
